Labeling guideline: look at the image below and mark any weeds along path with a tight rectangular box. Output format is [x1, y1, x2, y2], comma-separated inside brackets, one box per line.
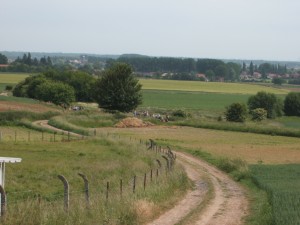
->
[33, 120, 82, 137]
[148, 152, 248, 225]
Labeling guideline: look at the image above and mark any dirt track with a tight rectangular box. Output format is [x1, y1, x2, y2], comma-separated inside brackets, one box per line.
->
[33, 120, 82, 137]
[33, 121, 248, 224]
[148, 152, 248, 225]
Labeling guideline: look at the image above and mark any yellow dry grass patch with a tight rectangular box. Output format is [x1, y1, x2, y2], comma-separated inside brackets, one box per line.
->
[98, 126, 300, 164]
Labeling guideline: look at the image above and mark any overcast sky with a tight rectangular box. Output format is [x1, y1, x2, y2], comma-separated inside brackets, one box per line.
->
[1, 0, 300, 61]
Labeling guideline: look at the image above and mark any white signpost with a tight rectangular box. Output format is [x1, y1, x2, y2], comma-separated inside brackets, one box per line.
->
[0, 157, 22, 215]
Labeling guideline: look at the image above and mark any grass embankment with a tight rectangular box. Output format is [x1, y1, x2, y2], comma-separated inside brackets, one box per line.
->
[0, 133, 189, 225]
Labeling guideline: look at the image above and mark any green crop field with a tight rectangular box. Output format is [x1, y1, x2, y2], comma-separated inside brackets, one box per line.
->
[251, 164, 300, 225]
[0, 73, 30, 84]
[141, 90, 251, 112]
[139, 79, 289, 95]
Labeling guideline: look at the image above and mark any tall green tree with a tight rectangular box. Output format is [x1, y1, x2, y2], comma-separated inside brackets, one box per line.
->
[249, 61, 254, 75]
[247, 91, 283, 118]
[284, 92, 300, 116]
[94, 63, 142, 112]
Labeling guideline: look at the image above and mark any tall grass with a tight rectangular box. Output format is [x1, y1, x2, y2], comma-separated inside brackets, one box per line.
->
[0, 111, 60, 125]
[0, 136, 189, 224]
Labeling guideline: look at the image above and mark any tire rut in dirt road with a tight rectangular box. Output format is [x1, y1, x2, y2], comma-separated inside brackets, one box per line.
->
[148, 152, 248, 225]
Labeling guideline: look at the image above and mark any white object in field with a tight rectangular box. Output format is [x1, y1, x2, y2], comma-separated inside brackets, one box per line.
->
[0, 157, 22, 188]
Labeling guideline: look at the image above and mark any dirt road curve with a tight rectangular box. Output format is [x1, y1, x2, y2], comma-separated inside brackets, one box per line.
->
[33, 120, 248, 224]
[33, 120, 82, 137]
[148, 152, 248, 225]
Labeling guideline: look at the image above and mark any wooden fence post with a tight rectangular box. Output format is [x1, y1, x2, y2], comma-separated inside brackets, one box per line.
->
[106, 181, 109, 201]
[150, 169, 153, 182]
[162, 156, 170, 172]
[0, 185, 6, 217]
[78, 173, 89, 207]
[143, 173, 147, 190]
[120, 179, 123, 198]
[133, 176, 136, 194]
[14, 131, 17, 142]
[57, 175, 69, 212]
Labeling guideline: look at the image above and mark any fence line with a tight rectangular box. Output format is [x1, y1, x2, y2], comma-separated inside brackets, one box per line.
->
[0, 132, 177, 218]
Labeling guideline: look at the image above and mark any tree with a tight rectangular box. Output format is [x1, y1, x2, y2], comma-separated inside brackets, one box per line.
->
[284, 92, 300, 116]
[0, 53, 8, 64]
[93, 63, 142, 112]
[247, 91, 283, 118]
[249, 61, 254, 75]
[272, 77, 285, 85]
[225, 103, 247, 122]
[35, 81, 75, 107]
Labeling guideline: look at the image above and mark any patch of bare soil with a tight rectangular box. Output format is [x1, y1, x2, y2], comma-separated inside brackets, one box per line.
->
[115, 117, 154, 128]
[148, 152, 248, 225]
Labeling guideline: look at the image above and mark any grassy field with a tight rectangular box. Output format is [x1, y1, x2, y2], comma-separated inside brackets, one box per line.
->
[141, 90, 251, 113]
[139, 79, 290, 95]
[0, 129, 188, 225]
[0, 72, 30, 84]
[251, 164, 300, 225]
[96, 126, 300, 164]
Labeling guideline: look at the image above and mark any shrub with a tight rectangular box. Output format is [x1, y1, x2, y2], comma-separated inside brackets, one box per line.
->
[251, 108, 267, 121]
[172, 110, 187, 118]
[5, 85, 13, 91]
[284, 92, 300, 116]
[225, 103, 247, 122]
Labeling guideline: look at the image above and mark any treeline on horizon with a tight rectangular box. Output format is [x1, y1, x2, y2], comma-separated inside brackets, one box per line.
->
[1, 52, 299, 82]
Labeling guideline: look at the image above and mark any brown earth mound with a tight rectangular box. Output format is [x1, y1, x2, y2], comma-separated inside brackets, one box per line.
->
[115, 117, 153, 128]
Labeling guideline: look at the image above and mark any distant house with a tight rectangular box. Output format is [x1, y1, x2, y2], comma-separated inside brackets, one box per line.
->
[253, 72, 262, 79]
[0, 64, 9, 68]
[196, 73, 208, 81]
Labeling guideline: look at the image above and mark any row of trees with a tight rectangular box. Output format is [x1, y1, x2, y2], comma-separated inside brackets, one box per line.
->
[243, 62, 288, 76]
[111, 57, 241, 81]
[13, 70, 96, 107]
[226, 91, 300, 122]
[14, 53, 52, 66]
[13, 63, 142, 112]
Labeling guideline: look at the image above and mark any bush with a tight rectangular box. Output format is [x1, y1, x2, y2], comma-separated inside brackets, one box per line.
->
[225, 103, 247, 122]
[284, 92, 300, 116]
[248, 91, 283, 119]
[251, 108, 267, 121]
[172, 110, 187, 118]
[5, 85, 13, 91]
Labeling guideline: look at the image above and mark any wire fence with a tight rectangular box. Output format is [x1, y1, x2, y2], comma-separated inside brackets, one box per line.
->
[0, 139, 177, 221]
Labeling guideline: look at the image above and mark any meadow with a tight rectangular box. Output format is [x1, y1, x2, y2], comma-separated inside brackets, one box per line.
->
[0, 128, 188, 225]
[0, 72, 30, 84]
